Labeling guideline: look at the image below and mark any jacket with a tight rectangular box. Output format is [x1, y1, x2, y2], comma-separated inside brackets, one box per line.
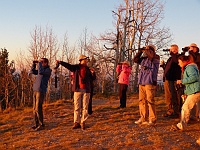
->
[189, 51, 200, 71]
[133, 49, 160, 85]
[182, 63, 200, 95]
[163, 52, 182, 81]
[31, 62, 52, 93]
[59, 61, 96, 93]
[116, 64, 132, 85]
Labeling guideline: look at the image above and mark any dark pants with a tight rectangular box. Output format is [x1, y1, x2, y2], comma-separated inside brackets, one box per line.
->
[33, 91, 45, 126]
[119, 84, 128, 108]
[88, 88, 93, 115]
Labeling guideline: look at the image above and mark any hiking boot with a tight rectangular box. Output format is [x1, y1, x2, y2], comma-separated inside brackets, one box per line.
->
[35, 125, 45, 131]
[81, 122, 85, 130]
[72, 123, 81, 129]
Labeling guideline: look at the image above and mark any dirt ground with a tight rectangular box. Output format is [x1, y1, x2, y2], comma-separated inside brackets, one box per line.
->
[0, 94, 200, 150]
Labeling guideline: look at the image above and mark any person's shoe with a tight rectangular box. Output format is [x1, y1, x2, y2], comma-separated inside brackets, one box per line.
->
[196, 138, 200, 145]
[35, 125, 45, 131]
[147, 121, 156, 126]
[135, 119, 144, 125]
[176, 123, 183, 130]
[72, 123, 81, 129]
[88, 111, 93, 115]
[81, 122, 85, 130]
[141, 121, 149, 125]
[31, 125, 38, 130]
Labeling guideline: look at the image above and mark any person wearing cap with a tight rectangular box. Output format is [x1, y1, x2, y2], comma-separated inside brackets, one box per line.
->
[133, 44, 160, 125]
[161, 44, 182, 118]
[188, 43, 200, 121]
[116, 60, 132, 108]
[56, 55, 96, 130]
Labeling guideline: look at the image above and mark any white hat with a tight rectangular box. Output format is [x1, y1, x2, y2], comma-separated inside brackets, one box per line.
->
[79, 55, 89, 61]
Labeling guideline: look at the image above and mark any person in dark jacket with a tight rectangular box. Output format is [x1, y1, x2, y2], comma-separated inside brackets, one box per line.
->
[31, 58, 52, 131]
[187, 43, 200, 120]
[56, 55, 96, 130]
[88, 67, 96, 115]
[133, 44, 160, 125]
[161, 44, 182, 118]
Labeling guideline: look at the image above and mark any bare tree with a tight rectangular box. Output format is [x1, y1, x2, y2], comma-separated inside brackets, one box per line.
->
[27, 25, 59, 103]
[100, 0, 172, 92]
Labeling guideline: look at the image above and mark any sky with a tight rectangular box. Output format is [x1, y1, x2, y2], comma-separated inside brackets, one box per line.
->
[0, 0, 200, 61]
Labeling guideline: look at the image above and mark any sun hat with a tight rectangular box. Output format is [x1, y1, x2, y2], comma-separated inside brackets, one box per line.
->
[79, 55, 89, 61]
[189, 43, 199, 48]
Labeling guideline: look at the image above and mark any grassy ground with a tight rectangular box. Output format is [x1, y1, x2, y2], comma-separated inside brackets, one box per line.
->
[0, 93, 200, 150]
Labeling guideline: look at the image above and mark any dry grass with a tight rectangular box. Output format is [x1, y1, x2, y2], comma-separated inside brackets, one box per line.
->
[0, 94, 200, 150]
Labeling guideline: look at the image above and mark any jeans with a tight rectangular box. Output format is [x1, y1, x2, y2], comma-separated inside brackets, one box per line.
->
[33, 91, 45, 126]
[119, 84, 128, 108]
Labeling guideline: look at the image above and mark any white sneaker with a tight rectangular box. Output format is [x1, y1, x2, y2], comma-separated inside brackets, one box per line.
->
[196, 138, 200, 145]
[176, 123, 183, 130]
[135, 119, 143, 124]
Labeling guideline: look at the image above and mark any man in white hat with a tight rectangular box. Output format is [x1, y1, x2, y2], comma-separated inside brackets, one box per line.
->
[56, 55, 96, 130]
[188, 43, 200, 121]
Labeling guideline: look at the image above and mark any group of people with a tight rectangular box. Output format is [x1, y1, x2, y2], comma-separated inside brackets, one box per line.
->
[30, 43, 200, 133]
[116, 43, 200, 131]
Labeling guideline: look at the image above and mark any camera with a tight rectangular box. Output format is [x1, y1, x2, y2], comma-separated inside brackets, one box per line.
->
[33, 60, 38, 63]
[182, 47, 190, 52]
[163, 49, 170, 52]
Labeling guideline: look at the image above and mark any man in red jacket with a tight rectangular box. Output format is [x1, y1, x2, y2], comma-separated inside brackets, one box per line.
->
[56, 55, 96, 130]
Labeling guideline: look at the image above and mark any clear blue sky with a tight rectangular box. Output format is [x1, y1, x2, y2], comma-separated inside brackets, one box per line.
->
[0, 0, 200, 61]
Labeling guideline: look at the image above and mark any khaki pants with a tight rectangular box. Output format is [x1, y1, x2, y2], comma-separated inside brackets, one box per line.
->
[180, 92, 200, 128]
[164, 80, 179, 115]
[73, 91, 90, 124]
[139, 84, 157, 122]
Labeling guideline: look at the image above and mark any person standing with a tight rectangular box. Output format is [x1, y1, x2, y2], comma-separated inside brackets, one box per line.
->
[172, 54, 200, 131]
[56, 55, 96, 130]
[88, 67, 96, 115]
[161, 44, 182, 118]
[133, 44, 160, 125]
[188, 43, 200, 120]
[116, 61, 132, 108]
[31, 58, 52, 131]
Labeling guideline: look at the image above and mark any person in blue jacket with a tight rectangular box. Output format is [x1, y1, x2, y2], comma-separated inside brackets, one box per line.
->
[173, 54, 200, 130]
[31, 58, 52, 131]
